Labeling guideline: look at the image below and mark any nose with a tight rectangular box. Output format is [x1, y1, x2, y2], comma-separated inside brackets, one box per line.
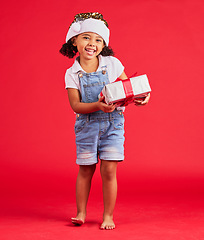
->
[88, 43, 95, 47]
[88, 40, 95, 47]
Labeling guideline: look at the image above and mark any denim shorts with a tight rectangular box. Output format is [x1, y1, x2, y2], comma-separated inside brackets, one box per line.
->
[74, 110, 125, 165]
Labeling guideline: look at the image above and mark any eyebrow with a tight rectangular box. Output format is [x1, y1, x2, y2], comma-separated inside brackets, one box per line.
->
[81, 33, 103, 39]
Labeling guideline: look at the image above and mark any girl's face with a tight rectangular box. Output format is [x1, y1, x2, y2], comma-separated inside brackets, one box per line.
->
[73, 32, 105, 60]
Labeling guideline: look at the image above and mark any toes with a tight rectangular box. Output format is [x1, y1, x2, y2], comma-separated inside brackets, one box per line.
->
[100, 224, 105, 230]
[100, 224, 115, 230]
[71, 218, 84, 226]
[106, 225, 115, 230]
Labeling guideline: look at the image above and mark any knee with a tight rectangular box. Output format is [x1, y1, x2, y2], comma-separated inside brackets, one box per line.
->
[79, 165, 96, 179]
[101, 164, 117, 181]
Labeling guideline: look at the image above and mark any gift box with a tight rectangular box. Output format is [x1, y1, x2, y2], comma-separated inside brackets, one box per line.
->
[99, 74, 151, 107]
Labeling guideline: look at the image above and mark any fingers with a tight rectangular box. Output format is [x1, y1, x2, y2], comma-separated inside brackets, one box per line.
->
[99, 96, 105, 102]
[142, 93, 150, 104]
[104, 104, 115, 112]
[134, 93, 150, 106]
[97, 97, 116, 112]
[102, 102, 115, 112]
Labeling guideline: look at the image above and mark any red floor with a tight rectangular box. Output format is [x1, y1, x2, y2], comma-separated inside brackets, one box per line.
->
[1, 193, 204, 240]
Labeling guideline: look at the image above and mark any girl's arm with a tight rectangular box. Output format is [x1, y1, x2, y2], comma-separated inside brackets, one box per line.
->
[118, 71, 128, 80]
[67, 71, 129, 114]
[67, 88, 115, 114]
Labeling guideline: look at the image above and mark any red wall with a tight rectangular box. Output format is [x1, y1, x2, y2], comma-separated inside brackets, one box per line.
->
[1, 0, 204, 198]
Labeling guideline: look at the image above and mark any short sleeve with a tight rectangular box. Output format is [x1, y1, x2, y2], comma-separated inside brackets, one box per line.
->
[65, 69, 80, 90]
[112, 57, 124, 78]
[106, 56, 125, 83]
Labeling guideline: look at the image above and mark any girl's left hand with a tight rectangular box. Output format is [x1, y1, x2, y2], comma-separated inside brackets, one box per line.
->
[134, 93, 150, 106]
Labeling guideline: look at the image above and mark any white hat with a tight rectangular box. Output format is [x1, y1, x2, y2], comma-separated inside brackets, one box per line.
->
[66, 18, 110, 46]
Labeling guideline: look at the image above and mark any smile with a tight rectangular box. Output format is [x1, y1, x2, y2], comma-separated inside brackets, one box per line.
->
[85, 48, 96, 55]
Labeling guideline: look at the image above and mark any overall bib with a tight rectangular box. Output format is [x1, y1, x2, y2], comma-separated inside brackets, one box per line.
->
[74, 67, 125, 165]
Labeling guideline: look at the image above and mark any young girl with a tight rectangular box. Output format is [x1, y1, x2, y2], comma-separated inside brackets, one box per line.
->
[60, 12, 150, 230]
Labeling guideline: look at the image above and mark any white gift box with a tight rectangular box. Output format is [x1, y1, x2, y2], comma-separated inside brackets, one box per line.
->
[99, 74, 151, 107]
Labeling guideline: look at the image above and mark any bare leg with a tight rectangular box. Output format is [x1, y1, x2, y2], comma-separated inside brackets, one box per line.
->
[72, 164, 96, 225]
[100, 160, 118, 230]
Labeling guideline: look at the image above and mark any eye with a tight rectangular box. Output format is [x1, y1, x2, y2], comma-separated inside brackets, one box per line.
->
[83, 36, 90, 40]
[96, 39, 102, 42]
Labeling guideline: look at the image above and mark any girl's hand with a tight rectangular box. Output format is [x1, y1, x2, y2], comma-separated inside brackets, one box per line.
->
[97, 96, 116, 113]
[134, 93, 150, 106]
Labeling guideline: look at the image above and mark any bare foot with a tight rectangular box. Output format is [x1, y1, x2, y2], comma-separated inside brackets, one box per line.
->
[71, 212, 86, 226]
[100, 215, 115, 230]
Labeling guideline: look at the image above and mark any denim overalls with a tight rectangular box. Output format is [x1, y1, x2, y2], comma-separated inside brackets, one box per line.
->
[74, 67, 125, 165]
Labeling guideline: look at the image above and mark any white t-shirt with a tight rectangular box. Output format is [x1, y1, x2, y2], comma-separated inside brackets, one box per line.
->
[65, 55, 125, 111]
[65, 55, 124, 90]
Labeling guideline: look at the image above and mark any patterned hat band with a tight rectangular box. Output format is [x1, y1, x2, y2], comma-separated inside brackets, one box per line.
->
[70, 12, 108, 27]
[66, 13, 110, 46]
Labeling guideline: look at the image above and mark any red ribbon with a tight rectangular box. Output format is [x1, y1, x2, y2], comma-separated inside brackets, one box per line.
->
[101, 73, 138, 106]
[114, 73, 138, 106]
[121, 79, 134, 98]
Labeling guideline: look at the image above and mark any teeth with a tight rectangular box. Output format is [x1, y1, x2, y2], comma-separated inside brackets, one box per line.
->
[86, 49, 95, 52]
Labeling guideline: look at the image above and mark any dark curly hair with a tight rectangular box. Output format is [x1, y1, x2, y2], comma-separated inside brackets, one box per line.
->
[59, 38, 114, 58]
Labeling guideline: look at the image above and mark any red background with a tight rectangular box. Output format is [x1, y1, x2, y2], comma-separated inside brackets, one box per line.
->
[0, 1, 204, 237]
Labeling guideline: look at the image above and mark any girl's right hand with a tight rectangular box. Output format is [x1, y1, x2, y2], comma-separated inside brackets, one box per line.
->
[97, 96, 116, 113]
